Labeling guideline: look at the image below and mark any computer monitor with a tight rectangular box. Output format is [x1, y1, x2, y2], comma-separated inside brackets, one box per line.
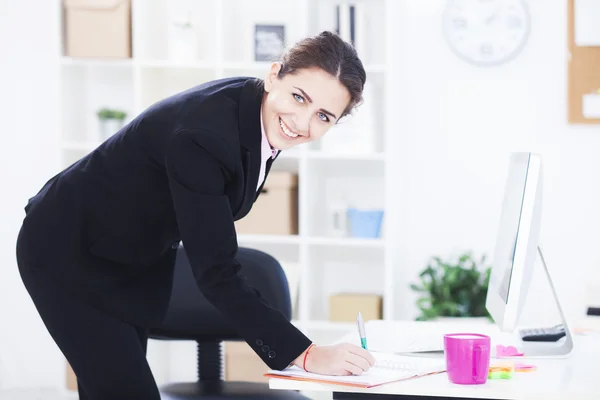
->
[486, 152, 573, 357]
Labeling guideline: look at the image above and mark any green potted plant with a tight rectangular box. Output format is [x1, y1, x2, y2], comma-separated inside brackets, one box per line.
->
[97, 107, 127, 139]
[410, 251, 492, 322]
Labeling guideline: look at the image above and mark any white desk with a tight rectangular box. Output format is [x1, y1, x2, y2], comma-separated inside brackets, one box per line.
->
[269, 320, 600, 400]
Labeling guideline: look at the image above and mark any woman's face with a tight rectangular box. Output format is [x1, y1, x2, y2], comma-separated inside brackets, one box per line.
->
[262, 64, 351, 150]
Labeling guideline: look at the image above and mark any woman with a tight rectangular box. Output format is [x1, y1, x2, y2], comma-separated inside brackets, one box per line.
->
[16, 31, 375, 399]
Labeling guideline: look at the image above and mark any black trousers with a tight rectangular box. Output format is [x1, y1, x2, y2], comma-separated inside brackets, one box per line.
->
[17, 251, 162, 399]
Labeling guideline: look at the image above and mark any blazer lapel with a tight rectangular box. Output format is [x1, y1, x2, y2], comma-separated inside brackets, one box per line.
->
[235, 79, 264, 219]
[255, 150, 280, 199]
[266, 150, 280, 175]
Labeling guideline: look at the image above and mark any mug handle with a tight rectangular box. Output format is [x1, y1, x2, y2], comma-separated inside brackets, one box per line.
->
[473, 345, 487, 381]
[473, 346, 480, 381]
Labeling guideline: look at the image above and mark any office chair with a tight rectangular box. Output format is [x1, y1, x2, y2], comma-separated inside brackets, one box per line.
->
[149, 245, 309, 400]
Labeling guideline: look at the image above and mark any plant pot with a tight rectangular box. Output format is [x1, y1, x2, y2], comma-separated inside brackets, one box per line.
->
[99, 119, 124, 140]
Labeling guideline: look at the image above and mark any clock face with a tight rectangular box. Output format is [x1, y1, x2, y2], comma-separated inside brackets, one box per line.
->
[442, 0, 530, 66]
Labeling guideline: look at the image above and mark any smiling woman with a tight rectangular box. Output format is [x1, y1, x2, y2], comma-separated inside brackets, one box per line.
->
[261, 31, 367, 150]
[15, 30, 370, 400]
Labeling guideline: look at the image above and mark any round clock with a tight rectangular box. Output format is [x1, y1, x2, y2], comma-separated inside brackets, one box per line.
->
[442, 0, 530, 67]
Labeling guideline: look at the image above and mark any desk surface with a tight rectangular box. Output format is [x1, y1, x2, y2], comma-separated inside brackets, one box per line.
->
[269, 320, 600, 399]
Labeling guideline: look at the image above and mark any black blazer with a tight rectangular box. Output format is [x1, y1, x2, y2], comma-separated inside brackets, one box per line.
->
[19, 77, 312, 370]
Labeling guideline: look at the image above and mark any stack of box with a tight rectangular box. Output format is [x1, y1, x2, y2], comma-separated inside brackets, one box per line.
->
[235, 172, 298, 235]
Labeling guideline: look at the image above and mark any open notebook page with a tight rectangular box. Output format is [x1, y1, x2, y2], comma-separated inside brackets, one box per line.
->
[265, 351, 446, 388]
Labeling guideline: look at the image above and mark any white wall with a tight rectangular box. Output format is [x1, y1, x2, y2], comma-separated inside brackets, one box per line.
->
[0, 0, 64, 390]
[388, 0, 600, 327]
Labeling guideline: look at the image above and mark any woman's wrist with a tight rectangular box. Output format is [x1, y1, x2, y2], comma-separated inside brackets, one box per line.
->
[292, 343, 316, 370]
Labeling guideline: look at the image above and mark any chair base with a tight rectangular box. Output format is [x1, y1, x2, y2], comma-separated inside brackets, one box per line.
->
[159, 381, 311, 400]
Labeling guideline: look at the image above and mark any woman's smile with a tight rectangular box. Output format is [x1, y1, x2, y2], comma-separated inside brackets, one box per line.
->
[279, 117, 300, 140]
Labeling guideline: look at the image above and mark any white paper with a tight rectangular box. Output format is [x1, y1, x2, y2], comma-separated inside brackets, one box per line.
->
[267, 352, 445, 386]
[582, 94, 600, 118]
[575, 0, 600, 46]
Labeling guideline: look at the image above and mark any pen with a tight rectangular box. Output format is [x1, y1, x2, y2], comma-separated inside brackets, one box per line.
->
[356, 312, 368, 349]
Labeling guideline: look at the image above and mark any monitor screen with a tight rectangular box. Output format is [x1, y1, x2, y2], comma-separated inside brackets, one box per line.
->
[492, 155, 530, 304]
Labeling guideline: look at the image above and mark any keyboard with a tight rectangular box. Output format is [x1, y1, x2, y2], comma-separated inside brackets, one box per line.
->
[519, 324, 566, 342]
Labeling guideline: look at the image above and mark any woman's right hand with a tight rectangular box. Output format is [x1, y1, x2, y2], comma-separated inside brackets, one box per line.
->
[293, 343, 376, 376]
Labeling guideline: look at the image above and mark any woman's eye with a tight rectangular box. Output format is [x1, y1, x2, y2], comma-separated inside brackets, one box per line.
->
[293, 93, 304, 103]
[318, 112, 330, 122]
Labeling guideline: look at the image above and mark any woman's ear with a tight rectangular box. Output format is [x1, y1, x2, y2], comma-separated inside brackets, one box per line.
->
[264, 62, 282, 92]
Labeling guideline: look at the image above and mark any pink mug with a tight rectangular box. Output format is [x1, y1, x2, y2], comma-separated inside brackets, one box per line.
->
[444, 333, 491, 385]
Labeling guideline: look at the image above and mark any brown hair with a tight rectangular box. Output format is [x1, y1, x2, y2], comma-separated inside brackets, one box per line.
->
[277, 31, 366, 118]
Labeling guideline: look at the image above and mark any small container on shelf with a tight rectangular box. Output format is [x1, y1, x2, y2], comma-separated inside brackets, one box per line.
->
[324, 206, 384, 239]
[96, 108, 127, 140]
[167, 10, 200, 62]
[347, 208, 384, 239]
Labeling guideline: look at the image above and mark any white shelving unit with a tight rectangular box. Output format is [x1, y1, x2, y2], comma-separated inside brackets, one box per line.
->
[58, 0, 394, 339]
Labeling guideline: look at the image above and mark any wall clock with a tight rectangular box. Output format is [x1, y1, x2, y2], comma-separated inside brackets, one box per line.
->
[442, 0, 531, 67]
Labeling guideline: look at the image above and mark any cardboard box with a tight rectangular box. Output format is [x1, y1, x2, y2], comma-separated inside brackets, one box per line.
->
[235, 172, 298, 235]
[329, 293, 383, 322]
[224, 341, 270, 383]
[63, 0, 132, 58]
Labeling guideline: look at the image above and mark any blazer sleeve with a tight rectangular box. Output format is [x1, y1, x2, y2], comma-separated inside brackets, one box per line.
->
[165, 128, 312, 370]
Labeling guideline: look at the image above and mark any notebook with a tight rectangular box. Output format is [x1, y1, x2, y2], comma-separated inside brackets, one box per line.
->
[264, 351, 446, 388]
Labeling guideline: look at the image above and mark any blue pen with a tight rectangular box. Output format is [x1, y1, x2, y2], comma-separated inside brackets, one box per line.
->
[356, 312, 368, 349]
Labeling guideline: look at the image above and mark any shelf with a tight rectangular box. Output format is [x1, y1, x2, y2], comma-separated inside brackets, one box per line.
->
[61, 57, 133, 68]
[222, 61, 272, 70]
[299, 320, 356, 331]
[237, 234, 301, 245]
[292, 320, 356, 331]
[307, 236, 385, 248]
[236, 234, 384, 248]
[60, 56, 382, 73]
[62, 141, 102, 151]
[136, 59, 217, 69]
[222, 62, 384, 73]
[59, 145, 382, 162]
[58, 0, 394, 331]
[306, 151, 384, 161]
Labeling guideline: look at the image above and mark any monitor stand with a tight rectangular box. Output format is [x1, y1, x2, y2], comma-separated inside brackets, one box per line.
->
[516, 246, 574, 358]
